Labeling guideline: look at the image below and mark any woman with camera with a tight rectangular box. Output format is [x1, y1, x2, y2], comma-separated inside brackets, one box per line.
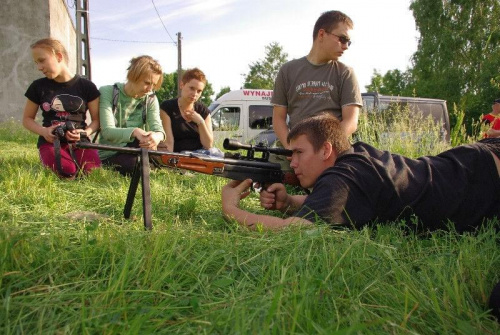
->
[97, 55, 165, 176]
[22, 38, 101, 178]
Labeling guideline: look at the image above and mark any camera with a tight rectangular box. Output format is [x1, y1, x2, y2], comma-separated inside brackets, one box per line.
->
[52, 120, 76, 139]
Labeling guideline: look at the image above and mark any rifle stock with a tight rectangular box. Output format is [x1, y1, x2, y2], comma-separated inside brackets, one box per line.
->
[76, 141, 300, 186]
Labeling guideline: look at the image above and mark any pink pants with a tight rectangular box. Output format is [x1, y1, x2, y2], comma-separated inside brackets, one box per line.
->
[39, 142, 101, 177]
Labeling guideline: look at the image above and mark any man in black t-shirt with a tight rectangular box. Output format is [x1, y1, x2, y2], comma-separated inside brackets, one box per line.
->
[221, 113, 500, 232]
[221, 113, 500, 322]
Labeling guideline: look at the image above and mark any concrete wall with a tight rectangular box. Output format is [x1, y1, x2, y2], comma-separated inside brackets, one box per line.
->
[0, 0, 76, 122]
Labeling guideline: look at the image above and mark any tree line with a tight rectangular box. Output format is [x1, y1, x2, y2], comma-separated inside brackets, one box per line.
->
[157, 0, 499, 130]
[366, 0, 500, 127]
[155, 41, 287, 107]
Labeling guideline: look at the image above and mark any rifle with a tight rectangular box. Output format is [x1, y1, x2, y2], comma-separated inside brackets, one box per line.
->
[160, 139, 299, 186]
[76, 139, 299, 230]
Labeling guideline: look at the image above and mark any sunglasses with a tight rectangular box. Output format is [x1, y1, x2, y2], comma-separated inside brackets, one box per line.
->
[326, 32, 352, 46]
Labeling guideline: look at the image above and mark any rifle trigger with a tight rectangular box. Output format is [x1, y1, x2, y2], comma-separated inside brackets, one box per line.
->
[252, 182, 262, 193]
[168, 157, 179, 166]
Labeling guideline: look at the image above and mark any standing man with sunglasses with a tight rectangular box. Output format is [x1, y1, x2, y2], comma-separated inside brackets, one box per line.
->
[272, 10, 362, 151]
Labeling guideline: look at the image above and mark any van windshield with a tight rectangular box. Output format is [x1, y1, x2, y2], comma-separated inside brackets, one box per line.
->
[249, 105, 273, 129]
[208, 103, 219, 112]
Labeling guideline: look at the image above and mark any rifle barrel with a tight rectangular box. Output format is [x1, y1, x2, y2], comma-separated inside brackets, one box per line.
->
[75, 141, 284, 169]
[223, 138, 292, 156]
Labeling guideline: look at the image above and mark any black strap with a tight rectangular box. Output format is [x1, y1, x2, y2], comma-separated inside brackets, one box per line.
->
[142, 94, 148, 126]
[112, 83, 120, 114]
[142, 92, 156, 129]
[53, 138, 81, 178]
[67, 144, 81, 172]
[54, 137, 64, 176]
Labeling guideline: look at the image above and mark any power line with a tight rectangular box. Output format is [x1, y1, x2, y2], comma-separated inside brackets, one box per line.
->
[151, 0, 177, 45]
[91, 37, 176, 44]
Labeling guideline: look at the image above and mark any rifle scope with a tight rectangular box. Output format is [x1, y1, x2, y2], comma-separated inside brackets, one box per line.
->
[223, 138, 292, 156]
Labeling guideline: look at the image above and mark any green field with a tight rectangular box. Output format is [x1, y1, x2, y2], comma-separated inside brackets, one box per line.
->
[1, 110, 499, 334]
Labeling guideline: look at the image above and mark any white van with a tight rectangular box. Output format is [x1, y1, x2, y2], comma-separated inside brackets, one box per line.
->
[249, 92, 451, 146]
[209, 89, 273, 143]
[211, 90, 451, 145]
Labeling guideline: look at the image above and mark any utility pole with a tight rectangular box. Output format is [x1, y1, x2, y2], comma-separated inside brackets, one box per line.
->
[76, 0, 91, 79]
[177, 32, 182, 96]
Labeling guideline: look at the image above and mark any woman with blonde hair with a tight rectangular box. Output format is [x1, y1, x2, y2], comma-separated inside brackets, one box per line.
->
[22, 38, 101, 178]
[98, 55, 166, 175]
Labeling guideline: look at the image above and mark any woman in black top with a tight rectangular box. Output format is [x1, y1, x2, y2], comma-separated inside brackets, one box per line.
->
[23, 38, 101, 178]
[159, 68, 214, 152]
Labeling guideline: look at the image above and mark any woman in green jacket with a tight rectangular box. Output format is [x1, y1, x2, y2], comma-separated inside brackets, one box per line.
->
[98, 55, 165, 175]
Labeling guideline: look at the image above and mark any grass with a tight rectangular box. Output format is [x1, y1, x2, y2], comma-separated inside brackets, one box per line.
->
[0, 113, 499, 334]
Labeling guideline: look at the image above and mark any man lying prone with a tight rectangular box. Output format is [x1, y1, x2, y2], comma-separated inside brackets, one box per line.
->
[221, 113, 500, 232]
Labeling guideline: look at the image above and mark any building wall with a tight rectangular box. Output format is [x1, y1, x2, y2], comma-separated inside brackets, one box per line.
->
[0, 0, 76, 122]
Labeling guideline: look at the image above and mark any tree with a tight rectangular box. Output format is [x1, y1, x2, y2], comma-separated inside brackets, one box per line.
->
[367, 0, 500, 128]
[243, 42, 288, 89]
[156, 71, 215, 107]
[365, 70, 384, 93]
[410, 0, 500, 123]
[200, 82, 214, 106]
[365, 69, 413, 96]
[215, 86, 231, 100]
[155, 72, 178, 104]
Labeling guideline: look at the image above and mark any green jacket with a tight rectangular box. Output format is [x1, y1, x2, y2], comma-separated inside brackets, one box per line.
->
[98, 83, 165, 160]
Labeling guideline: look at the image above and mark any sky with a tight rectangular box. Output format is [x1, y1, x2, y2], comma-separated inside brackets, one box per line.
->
[85, 0, 419, 97]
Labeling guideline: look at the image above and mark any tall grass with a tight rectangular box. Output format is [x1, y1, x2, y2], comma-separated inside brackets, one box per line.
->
[357, 106, 442, 156]
[0, 119, 499, 334]
[356, 104, 483, 156]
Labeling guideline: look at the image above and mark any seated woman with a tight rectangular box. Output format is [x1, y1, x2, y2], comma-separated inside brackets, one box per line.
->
[98, 55, 166, 175]
[22, 38, 101, 179]
[159, 68, 219, 155]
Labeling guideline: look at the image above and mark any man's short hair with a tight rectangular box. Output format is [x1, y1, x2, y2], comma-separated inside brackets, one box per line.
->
[287, 113, 351, 154]
[313, 10, 354, 40]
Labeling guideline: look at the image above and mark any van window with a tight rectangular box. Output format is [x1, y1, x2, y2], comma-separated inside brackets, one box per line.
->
[378, 100, 390, 111]
[249, 105, 273, 129]
[410, 102, 445, 121]
[429, 104, 445, 120]
[362, 96, 375, 111]
[212, 107, 240, 131]
[378, 99, 406, 112]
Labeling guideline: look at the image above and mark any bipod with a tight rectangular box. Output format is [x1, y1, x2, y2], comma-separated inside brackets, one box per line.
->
[124, 148, 153, 230]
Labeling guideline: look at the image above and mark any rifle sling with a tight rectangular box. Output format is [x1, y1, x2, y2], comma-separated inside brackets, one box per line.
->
[54, 138, 81, 177]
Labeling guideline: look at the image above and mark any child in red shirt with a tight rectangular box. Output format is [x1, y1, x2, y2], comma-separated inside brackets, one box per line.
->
[482, 98, 500, 138]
